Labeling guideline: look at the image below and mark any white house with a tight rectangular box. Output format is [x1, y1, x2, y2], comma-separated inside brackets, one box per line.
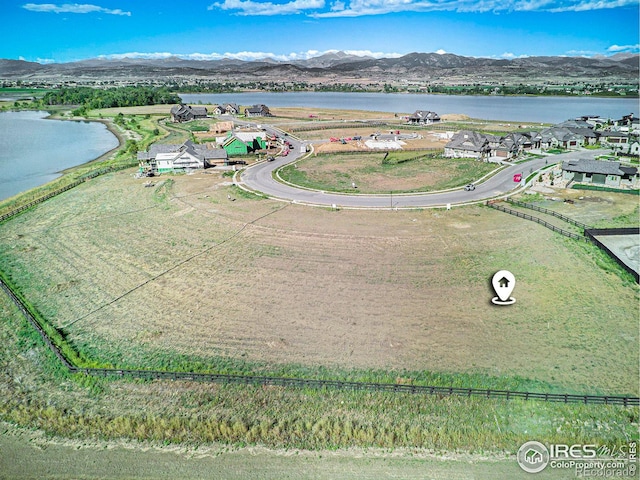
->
[138, 140, 228, 173]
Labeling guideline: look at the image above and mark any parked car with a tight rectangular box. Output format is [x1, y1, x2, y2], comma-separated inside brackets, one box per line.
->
[464, 184, 475, 191]
[266, 156, 275, 162]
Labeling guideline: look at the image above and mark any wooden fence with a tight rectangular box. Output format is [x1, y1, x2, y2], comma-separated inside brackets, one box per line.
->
[1, 275, 637, 406]
[289, 121, 387, 133]
[487, 203, 589, 242]
[505, 199, 591, 230]
[0, 164, 132, 224]
[493, 201, 638, 283]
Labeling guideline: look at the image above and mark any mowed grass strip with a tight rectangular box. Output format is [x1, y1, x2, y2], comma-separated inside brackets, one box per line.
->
[0, 295, 637, 454]
[278, 152, 498, 193]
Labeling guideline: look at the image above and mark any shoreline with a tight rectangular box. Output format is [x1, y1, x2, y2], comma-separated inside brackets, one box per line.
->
[57, 116, 125, 174]
[0, 110, 125, 206]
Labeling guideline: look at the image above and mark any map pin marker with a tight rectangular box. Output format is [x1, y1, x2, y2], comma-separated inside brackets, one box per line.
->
[491, 270, 516, 305]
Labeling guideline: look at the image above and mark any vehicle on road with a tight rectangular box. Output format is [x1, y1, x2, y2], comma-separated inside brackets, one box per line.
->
[267, 156, 275, 162]
[464, 184, 475, 191]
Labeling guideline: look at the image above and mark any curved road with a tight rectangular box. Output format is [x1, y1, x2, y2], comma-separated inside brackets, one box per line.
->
[239, 123, 607, 209]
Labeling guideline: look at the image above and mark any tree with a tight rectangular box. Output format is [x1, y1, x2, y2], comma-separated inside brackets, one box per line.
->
[125, 139, 138, 155]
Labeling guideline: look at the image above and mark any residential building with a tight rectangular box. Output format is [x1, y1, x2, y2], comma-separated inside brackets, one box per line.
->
[170, 104, 208, 123]
[407, 110, 440, 124]
[444, 130, 490, 159]
[539, 127, 584, 149]
[221, 131, 267, 156]
[224, 103, 240, 115]
[615, 113, 639, 134]
[561, 159, 639, 188]
[137, 140, 228, 173]
[244, 104, 271, 117]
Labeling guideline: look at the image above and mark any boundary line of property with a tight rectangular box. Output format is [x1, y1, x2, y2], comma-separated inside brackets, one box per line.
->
[505, 199, 592, 230]
[486, 202, 589, 242]
[585, 228, 640, 283]
[1, 275, 637, 406]
[489, 202, 639, 283]
[0, 164, 133, 224]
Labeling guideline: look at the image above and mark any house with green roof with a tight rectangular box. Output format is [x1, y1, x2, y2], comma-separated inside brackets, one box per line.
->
[221, 131, 267, 156]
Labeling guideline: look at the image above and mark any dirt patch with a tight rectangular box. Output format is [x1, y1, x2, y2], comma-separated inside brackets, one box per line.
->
[0, 422, 524, 480]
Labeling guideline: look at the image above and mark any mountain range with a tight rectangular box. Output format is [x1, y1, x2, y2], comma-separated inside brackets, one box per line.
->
[1, 52, 638, 84]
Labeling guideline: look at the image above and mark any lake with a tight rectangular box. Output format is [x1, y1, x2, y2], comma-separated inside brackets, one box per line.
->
[180, 92, 639, 124]
[0, 111, 119, 201]
[2, 94, 638, 202]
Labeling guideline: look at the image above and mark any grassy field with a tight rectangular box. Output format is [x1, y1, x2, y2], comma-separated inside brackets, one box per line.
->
[0, 106, 638, 476]
[0, 288, 637, 473]
[0, 168, 637, 395]
[278, 152, 499, 193]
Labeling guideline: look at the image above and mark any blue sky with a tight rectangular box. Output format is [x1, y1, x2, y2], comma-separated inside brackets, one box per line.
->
[2, 1, 639, 63]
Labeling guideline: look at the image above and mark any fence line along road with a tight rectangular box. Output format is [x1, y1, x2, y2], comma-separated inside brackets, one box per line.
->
[487, 202, 589, 242]
[1, 275, 638, 407]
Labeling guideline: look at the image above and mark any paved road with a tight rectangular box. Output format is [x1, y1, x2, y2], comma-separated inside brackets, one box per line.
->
[238, 123, 607, 209]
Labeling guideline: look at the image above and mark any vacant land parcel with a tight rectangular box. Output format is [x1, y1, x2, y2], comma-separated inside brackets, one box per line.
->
[0, 168, 637, 396]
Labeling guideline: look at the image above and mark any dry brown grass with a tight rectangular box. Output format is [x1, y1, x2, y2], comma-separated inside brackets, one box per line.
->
[0, 169, 637, 394]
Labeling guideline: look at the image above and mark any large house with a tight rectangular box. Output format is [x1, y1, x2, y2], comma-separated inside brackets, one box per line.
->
[615, 113, 639, 134]
[539, 127, 585, 150]
[408, 110, 440, 125]
[211, 103, 241, 115]
[598, 131, 630, 150]
[170, 104, 208, 123]
[138, 140, 228, 173]
[494, 133, 535, 158]
[244, 104, 271, 117]
[561, 159, 639, 188]
[444, 130, 491, 159]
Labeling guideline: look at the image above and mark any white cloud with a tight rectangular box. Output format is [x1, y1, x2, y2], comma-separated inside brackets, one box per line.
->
[22, 3, 131, 15]
[310, 0, 638, 17]
[435, 49, 447, 55]
[607, 43, 640, 53]
[99, 49, 404, 62]
[208, 0, 324, 15]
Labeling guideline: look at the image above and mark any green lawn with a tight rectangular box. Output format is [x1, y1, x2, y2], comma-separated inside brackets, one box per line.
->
[278, 152, 499, 193]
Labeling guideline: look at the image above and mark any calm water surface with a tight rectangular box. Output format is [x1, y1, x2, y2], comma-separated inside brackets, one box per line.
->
[0, 111, 119, 201]
[3, 94, 639, 201]
[180, 92, 639, 124]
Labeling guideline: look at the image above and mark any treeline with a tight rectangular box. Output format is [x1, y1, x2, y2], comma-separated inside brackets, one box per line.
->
[39, 86, 181, 109]
[167, 81, 638, 97]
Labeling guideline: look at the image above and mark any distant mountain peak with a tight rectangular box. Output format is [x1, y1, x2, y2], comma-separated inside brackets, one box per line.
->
[0, 51, 637, 84]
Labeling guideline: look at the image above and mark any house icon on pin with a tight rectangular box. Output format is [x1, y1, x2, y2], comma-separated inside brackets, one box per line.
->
[498, 277, 510, 288]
